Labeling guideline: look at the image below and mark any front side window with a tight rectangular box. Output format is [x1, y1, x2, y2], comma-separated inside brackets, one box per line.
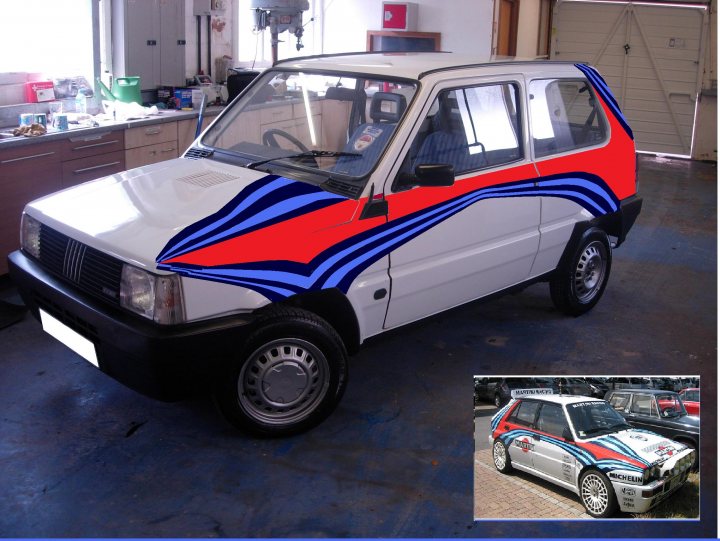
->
[398, 81, 522, 182]
[655, 393, 686, 417]
[529, 78, 607, 158]
[536, 403, 569, 438]
[202, 70, 417, 181]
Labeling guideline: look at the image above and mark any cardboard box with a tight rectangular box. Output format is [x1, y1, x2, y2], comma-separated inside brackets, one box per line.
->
[25, 81, 55, 103]
[174, 88, 193, 109]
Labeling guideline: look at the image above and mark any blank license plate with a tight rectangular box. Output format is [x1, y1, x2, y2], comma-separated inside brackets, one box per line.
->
[40, 309, 99, 367]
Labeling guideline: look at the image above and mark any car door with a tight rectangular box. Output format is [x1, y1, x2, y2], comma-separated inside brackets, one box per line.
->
[503, 399, 542, 468]
[531, 403, 576, 484]
[382, 77, 541, 328]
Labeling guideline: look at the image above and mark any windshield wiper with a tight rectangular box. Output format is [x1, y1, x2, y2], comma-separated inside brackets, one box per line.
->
[246, 150, 361, 170]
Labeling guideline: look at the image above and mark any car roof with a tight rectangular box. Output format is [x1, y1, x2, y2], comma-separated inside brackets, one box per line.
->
[519, 394, 604, 406]
[609, 388, 680, 395]
[273, 52, 582, 80]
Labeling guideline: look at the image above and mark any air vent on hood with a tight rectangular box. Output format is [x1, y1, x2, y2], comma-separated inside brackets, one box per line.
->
[176, 170, 239, 188]
[183, 146, 214, 160]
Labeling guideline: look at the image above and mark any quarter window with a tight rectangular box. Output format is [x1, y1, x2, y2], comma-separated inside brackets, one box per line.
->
[529, 78, 607, 158]
[400, 82, 522, 179]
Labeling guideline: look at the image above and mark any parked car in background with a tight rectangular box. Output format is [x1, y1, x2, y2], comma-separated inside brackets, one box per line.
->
[584, 377, 609, 398]
[605, 389, 699, 468]
[679, 388, 700, 416]
[475, 377, 557, 407]
[490, 392, 695, 517]
[554, 377, 594, 396]
[606, 377, 651, 390]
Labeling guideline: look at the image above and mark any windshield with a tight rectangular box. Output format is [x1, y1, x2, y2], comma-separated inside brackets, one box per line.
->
[565, 400, 630, 439]
[201, 69, 417, 181]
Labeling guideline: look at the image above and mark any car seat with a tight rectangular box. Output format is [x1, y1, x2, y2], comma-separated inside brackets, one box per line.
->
[412, 91, 477, 173]
[332, 92, 406, 177]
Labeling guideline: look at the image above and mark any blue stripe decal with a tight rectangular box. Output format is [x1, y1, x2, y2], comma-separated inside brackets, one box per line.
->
[593, 436, 651, 467]
[157, 171, 621, 301]
[490, 401, 515, 432]
[575, 63, 634, 141]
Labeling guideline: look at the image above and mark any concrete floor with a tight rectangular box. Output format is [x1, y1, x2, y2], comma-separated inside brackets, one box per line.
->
[0, 155, 715, 537]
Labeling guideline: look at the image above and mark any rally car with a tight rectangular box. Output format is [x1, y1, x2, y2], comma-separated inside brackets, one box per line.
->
[489, 391, 695, 518]
[9, 52, 641, 436]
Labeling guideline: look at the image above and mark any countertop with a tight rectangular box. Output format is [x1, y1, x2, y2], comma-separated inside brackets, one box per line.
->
[0, 106, 224, 150]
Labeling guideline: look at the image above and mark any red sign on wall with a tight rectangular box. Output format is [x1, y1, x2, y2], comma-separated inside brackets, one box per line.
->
[382, 2, 417, 32]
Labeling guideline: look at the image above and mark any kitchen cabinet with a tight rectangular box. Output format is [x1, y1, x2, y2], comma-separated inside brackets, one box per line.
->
[112, 0, 186, 90]
[125, 122, 179, 169]
[60, 131, 126, 188]
[0, 142, 63, 274]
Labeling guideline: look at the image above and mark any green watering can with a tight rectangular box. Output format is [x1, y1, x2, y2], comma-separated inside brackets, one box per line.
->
[97, 76, 142, 104]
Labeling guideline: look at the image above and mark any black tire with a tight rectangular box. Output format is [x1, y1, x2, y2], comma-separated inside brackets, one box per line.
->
[213, 307, 348, 437]
[550, 228, 612, 316]
[579, 469, 618, 518]
[492, 438, 513, 473]
[494, 393, 502, 408]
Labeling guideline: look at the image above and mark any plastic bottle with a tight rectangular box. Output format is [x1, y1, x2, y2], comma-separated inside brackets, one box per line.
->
[75, 90, 87, 114]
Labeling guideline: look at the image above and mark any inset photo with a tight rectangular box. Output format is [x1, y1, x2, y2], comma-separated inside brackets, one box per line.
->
[473, 376, 700, 520]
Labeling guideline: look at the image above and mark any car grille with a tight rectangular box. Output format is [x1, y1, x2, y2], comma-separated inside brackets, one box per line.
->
[38, 224, 123, 305]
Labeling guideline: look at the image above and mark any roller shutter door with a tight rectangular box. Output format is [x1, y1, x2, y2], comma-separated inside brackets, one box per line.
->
[552, 1, 708, 156]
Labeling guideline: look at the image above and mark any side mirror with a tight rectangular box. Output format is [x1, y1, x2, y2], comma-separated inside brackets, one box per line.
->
[415, 163, 455, 187]
[562, 427, 574, 441]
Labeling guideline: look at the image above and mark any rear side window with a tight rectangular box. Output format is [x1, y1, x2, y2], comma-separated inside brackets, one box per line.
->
[529, 78, 607, 158]
[607, 393, 630, 411]
[510, 400, 540, 427]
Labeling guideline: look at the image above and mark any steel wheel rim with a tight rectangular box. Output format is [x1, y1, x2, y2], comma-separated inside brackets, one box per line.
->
[238, 338, 330, 426]
[493, 441, 506, 470]
[573, 241, 607, 303]
[581, 473, 609, 514]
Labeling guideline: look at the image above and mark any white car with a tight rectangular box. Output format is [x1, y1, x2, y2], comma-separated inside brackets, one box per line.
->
[9, 53, 642, 435]
[489, 392, 695, 517]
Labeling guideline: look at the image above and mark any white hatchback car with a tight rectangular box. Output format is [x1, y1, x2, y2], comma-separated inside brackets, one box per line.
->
[9, 53, 642, 435]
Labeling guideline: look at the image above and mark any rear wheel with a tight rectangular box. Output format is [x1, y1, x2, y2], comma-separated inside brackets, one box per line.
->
[550, 228, 612, 316]
[213, 307, 348, 437]
[579, 469, 617, 518]
[492, 439, 513, 473]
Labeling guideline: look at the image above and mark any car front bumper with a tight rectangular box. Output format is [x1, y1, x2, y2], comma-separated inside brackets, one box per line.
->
[9, 250, 257, 401]
[611, 451, 695, 513]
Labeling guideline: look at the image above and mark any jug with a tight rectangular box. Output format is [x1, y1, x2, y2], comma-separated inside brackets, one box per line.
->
[97, 77, 142, 104]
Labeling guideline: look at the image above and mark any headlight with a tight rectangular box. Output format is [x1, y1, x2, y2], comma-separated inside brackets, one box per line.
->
[120, 264, 185, 324]
[643, 468, 650, 483]
[20, 213, 41, 258]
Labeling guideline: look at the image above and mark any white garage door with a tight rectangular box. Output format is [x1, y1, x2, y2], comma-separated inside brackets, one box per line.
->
[552, 1, 708, 156]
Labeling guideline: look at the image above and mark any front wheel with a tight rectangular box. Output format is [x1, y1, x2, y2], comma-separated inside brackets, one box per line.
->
[550, 228, 612, 316]
[213, 307, 348, 437]
[579, 469, 618, 518]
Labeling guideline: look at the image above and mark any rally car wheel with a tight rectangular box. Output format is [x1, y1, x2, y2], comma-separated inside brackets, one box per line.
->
[213, 307, 348, 437]
[493, 394, 502, 408]
[579, 470, 617, 518]
[550, 228, 612, 316]
[492, 439, 513, 473]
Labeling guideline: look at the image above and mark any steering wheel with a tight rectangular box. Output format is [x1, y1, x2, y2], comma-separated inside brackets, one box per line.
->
[262, 128, 318, 167]
[263, 128, 310, 152]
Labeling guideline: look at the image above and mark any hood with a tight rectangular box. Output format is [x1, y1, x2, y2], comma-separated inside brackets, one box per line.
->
[26, 158, 359, 271]
[587, 429, 689, 466]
